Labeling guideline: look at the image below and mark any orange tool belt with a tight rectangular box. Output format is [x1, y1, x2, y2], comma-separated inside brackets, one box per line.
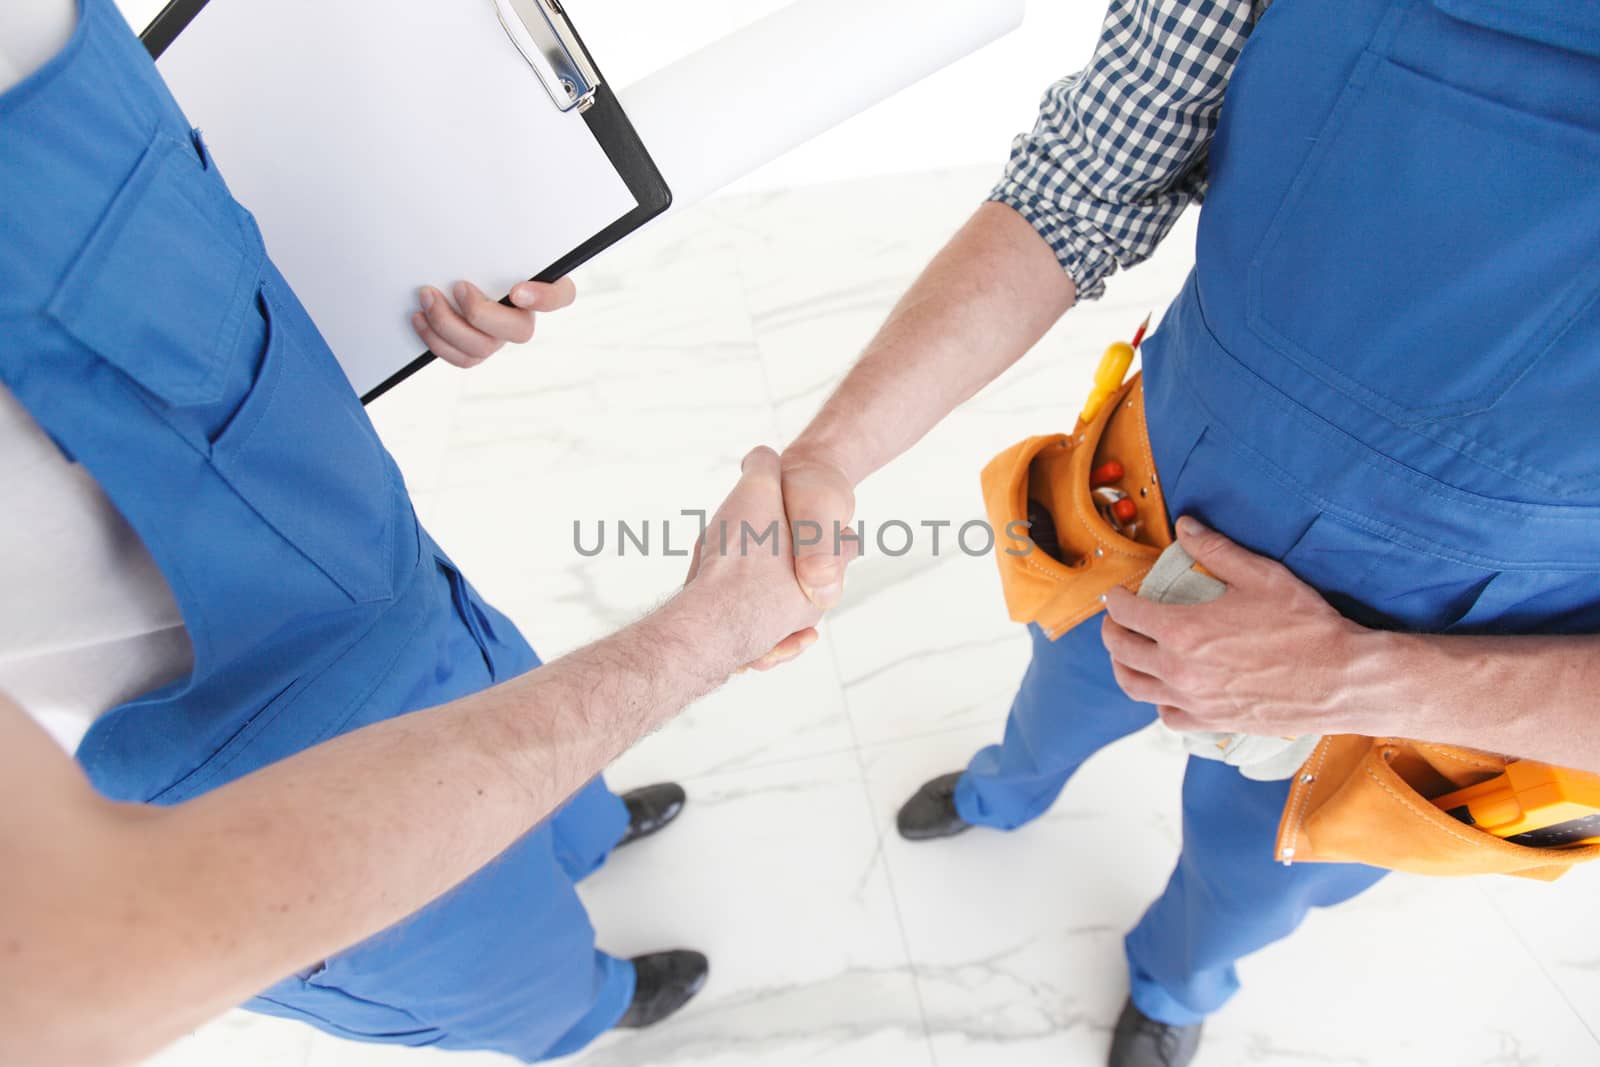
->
[1277, 741, 1600, 880]
[980, 373, 1172, 638]
[980, 366, 1600, 881]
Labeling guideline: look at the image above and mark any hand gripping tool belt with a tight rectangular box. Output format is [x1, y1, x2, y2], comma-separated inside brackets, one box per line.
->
[980, 371, 1600, 881]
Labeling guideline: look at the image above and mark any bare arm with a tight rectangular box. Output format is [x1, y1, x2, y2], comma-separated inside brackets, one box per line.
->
[0, 448, 818, 1067]
[1370, 630, 1600, 772]
[789, 203, 1074, 488]
[780, 203, 1074, 606]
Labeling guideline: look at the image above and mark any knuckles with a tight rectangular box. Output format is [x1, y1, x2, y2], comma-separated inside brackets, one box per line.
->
[1160, 615, 1197, 651]
[1164, 657, 1197, 690]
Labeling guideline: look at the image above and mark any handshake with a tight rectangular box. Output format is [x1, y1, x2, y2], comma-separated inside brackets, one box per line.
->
[679, 445, 860, 675]
[404, 278, 861, 679]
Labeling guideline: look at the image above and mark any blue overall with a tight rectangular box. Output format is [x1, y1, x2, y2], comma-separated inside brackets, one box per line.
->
[955, 0, 1600, 1025]
[0, 0, 636, 1058]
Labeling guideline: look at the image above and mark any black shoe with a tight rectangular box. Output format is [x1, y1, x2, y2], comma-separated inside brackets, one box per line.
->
[1108, 997, 1202, 1067]
[616, 783, 687, 849]
[896, 771, 972, 841]
[616, 950, 709, 1030]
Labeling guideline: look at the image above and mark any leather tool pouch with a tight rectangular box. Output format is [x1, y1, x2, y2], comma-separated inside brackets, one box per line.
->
[1277, 737, 1600, 881]
[980, 374, 1173, 639]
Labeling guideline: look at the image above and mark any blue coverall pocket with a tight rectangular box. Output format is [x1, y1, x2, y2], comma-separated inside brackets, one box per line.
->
[1247, 54, 1600, 427]
[43, 125, 398, 604]
[1432, 0, 1600, 60]
[46, 131, 266, 426]
[208, 283, 398, 605]
[1277, 511, 1496, 632]
[1445, 567, 1600, 636]
[434, 554, 500, 681]
[432, 549, 544, 683]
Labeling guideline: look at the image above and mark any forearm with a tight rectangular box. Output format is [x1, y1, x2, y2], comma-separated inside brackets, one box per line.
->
[788, 202, 1074, 483]
[1353, 630, 1600, 773]
[2, 591, 742, 1066]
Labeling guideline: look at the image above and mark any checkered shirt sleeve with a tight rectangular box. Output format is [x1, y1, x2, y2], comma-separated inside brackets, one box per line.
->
[990, 0, 1270, 300]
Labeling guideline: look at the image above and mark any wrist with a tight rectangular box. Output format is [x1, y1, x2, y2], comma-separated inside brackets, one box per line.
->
[657, 581, 761, 677]
[1340, 627, 1433, 738]
[783, 433, 864, 487]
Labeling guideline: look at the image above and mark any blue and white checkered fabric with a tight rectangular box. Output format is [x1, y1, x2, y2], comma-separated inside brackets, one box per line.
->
[990, 0, 1272, 300]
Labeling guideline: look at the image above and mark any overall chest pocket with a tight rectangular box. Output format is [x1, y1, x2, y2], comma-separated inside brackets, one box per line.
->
[1246, 3, 1600, 430]
[210, 283, 399, 604]
[48, 133, 262, 410]
[47, 129, 398, 605]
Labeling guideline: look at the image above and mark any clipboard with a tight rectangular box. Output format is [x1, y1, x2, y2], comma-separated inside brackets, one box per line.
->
[141, 0, 671, 403]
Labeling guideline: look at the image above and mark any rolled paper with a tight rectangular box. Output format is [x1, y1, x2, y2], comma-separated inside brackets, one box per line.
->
[618, 0, 1025, 210]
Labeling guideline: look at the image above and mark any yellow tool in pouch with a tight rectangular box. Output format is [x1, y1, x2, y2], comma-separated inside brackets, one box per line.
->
[1434, 761, 1600, 847]
[1276, 739, 1600, 880]
[1079, 340, 1136, 425]
[980, 331, 1172, 639]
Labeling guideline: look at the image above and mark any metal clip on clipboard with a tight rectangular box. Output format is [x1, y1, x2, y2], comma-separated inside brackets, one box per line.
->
[492, 0, 602, 113]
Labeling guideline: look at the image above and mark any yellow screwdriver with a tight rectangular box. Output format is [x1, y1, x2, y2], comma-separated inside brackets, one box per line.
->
[1080, 313, 1152, 424]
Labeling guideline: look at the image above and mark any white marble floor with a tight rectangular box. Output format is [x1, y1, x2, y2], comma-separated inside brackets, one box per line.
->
[140, 169, 1600, 1067]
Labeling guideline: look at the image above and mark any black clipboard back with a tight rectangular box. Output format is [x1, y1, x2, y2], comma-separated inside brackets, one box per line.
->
[141, 0, 671, 404]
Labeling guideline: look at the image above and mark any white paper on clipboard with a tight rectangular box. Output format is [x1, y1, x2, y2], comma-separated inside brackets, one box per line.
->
[156, 0, 638, 398]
